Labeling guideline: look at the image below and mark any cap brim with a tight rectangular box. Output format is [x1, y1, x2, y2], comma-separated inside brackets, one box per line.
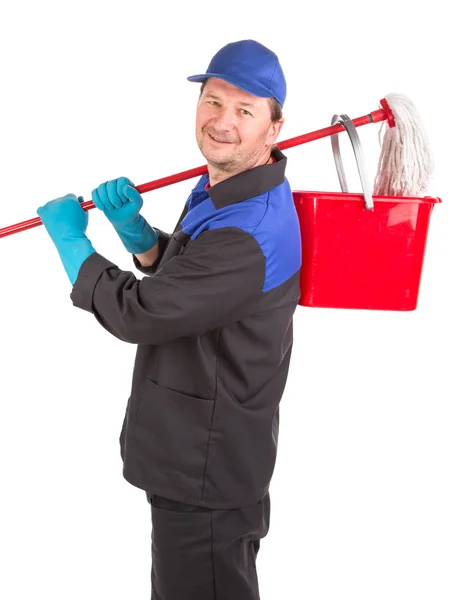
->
[187, 72, 274, 101]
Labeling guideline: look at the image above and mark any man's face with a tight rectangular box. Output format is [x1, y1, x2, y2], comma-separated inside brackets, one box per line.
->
[195, 77, 283, 173]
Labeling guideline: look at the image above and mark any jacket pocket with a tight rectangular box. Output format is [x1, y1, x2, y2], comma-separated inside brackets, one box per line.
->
[130, 378, 215, 486]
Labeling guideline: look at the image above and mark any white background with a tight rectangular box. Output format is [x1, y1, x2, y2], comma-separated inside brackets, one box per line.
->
[0, 2, 472, 599]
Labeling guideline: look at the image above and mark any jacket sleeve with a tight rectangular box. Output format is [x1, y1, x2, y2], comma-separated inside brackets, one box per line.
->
[70, 227, 266, 345]
[131, 227, 171, 276]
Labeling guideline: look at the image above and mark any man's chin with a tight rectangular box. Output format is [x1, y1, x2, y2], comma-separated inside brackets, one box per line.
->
[200, 148, 236, 169]
[208, 158, 237, 172]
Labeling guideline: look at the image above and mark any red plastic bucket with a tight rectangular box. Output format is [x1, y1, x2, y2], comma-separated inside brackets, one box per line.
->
[293, 191, 441, 310]
[293, 113, 441, 311]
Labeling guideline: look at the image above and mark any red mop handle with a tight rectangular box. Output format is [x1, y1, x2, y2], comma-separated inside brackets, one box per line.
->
[0, 105, 392, 239]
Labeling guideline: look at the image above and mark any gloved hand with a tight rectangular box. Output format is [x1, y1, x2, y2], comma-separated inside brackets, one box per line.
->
[92, 177, 158, 254]
[37, 194, 96, 285]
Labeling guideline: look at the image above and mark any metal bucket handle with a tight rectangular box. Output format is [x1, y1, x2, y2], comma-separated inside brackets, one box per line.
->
[330, 113, 374, 210]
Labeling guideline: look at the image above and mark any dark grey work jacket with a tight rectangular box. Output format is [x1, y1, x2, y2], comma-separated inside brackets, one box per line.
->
[71, 147, 302, 509]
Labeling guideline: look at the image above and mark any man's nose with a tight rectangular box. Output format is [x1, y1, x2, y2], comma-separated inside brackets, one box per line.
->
[211, 107, 236, 131]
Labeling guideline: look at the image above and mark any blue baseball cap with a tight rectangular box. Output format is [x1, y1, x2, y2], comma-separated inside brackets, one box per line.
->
[187, 39, 286, 107]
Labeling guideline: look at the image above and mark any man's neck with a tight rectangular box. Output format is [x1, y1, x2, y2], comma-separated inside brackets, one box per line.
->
[208, 150, 273, 187]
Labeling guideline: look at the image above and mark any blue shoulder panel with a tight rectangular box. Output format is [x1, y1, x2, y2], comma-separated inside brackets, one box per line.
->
[181, 178, 302, 293]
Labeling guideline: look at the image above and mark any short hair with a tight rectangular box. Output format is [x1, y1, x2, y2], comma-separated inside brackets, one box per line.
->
[199, 81, 283, 123]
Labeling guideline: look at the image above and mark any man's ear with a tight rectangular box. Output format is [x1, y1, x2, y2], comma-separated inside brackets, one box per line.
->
[267, 118, 284, 146]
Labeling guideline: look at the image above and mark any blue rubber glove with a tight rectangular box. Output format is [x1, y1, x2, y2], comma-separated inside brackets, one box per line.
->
[37, 194, 96, 285]
[92, 177, 158, 254]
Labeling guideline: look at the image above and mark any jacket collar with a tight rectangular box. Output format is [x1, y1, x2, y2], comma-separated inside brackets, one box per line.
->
[204, 146, 287, 209]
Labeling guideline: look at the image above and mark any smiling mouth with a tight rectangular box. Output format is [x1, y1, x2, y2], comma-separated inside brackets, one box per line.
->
[207, 132, 234, 144]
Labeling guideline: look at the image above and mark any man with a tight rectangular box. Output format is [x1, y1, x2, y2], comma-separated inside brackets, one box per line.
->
[37, 39, 302, 600]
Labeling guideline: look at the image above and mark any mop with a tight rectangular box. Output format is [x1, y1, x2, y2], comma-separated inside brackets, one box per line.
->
[374, 93, 435, 197]
[0, 93, 436, 239]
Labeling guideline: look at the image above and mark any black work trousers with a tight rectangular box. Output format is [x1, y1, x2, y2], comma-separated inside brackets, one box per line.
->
[145, 491, 271, 600]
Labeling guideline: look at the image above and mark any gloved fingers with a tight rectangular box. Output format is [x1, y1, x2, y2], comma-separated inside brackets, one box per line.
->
[122, 184, 142, 205]
[36, 193, 88, 234]
[106, 180, 123, 209]
[96, 182, 114, 211]
[91, 186, 104, 211]
[37, 193, 78, 215]
[116, 177, 134, 204]
[59, 193, 79, 202]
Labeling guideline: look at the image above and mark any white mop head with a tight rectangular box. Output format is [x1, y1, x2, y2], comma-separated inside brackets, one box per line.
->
[373, 93, 435, 197]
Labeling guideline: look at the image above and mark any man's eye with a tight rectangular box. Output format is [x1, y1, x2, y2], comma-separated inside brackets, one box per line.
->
[209, 101, 219, 106]
[240, 109, 252, 116]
